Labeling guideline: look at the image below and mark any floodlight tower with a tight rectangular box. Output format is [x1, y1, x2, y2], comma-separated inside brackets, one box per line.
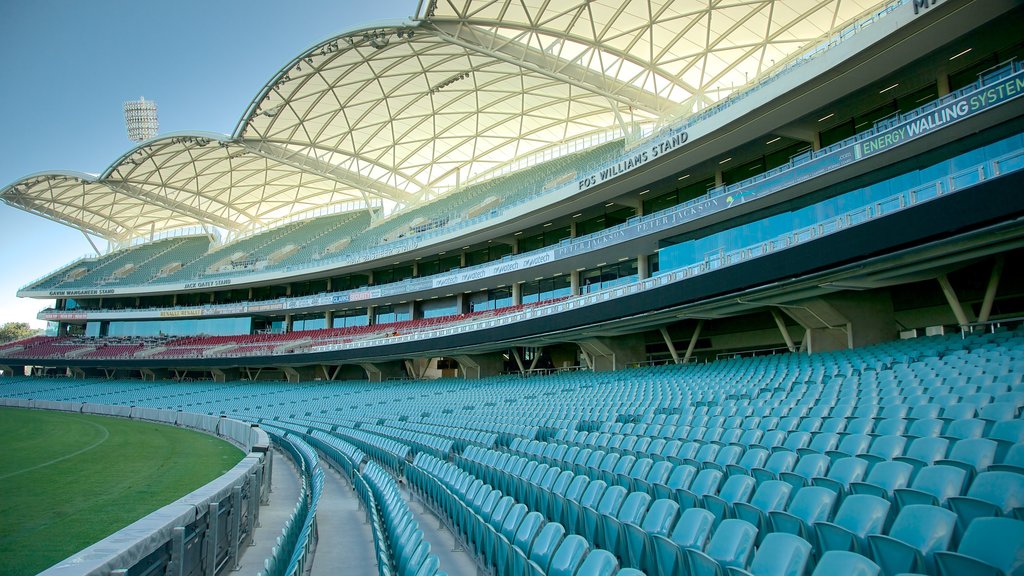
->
[123, 97, 159, 142]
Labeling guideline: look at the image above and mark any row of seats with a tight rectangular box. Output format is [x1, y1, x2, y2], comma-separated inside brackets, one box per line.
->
[3, 330, 1023, 575]
[257, 428, 322, 576]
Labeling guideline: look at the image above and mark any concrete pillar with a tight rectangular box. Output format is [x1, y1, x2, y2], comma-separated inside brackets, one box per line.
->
[512, 239, 520, 255]
[577, 334, 646, 372]
[405, 358, 439, 379]
[714, 169, 724, 187]
[512, 282, 523, 306]
[211, 368, 242, 383]
[937, 73, 951, 97]
[456, 293, 466, 314]
[284, 314, 293, 332]
[367, 305, 375, 326]
[571, 270, 581, 296]
[282, 366, 319, 383]
[638, 255, 650, 281]
[781, 291, 897, 353]
[570, 221, 578, 238]
[359, 361, 406, 382]
[938, 274, 971, 327]
[453, 353, 505, 379]
[325, 310, 334, 328]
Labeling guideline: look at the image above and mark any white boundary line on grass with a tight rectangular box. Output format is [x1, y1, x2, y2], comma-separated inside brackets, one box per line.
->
[0, 419, 110, 480]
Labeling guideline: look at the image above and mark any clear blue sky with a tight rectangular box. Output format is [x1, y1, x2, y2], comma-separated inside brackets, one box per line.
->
[0, 0, 417, 328]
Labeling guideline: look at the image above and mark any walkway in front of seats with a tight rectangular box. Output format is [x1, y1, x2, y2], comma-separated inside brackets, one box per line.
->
[400, 482, 479, 576]
[308, 461, 377, 576]
[236, 449, 301, 575]
[236, 449, 477, 576]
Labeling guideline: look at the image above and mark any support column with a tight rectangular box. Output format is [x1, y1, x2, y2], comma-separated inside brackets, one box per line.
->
[512, 282, 522, 306]
[325, 310, 334, 328]
[576, 334, 646, 372]
[978, 257, 1005, 324]
[771, 309, 797, 352]
[638, 255, 650, 281]
[453, 353, 504, 379]
[714, 169, 724, 187]
[937, 73, 951, 97]
[359, 361, 406, 382]
[683, 319, 704, 363]
[659, 327, 680, 364]
[211, 368, 241, 383]
[571, 270, 581, 296]
[284, 314, 293, 332]
[937, 274, 971, 327]
[367, 305, 375, 325]
[282, 366, 319, 383]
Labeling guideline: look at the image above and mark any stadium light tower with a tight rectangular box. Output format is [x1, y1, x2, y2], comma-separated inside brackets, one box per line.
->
[123, 97, 159, 142]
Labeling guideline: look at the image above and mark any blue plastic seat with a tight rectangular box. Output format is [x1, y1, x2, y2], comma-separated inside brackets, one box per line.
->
[988, 443, 1024, 474]
[546, 534, 590, 576]
[907, 417, 945, 438]
[893, 464, 966, 508]
[942, 417, 985, 440]
[623, 498, 679, 572]
[895, 436, 949, 474]
[768, 486, 837, 548]
[779, 453, 830, 490]
[583, 484, 627, 547]
[704, 474, 756, 525]
[679, 468, 724, 509]
[861, 434, 907, 465]
[866, 504, 957, 575]
[527, 521, 565, 574]
[752, 451, 798, 483]
[935, 437, 997, 481]
[734, 480, 793, 543]
[849, 460, 914, 499]
[603, 491, 650, 561]
[934, 516, 1024, 576]
[811, 550, 880, 576]
[573, 549, 620, 576]
[733, 532, 812, 576]
[654, 464, 696, 501]
[811, 456, 868, 498]
[510, 512, 546, 575]
[569, 479, 607, 535]
[947, 470, 1024, 529]
[726, 448, 769, 478]
[651, 508, 716, 576]
[827, 433, 872, 460]
[685, 518, 758, 576]
[989, 420, 1024, 461]
[814, 493, 890, 555]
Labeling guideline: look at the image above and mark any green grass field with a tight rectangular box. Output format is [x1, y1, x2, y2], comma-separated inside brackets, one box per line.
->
[0, 408, 244, 575]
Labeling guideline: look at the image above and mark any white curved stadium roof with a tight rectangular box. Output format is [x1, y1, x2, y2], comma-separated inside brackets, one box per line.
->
[1, 0, 887, 243]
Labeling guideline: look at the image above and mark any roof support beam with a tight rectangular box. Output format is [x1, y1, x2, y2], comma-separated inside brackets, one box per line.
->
[103, 181, 242, 232]
[426, 21, 685, 117]
[4, 199, 127, 242]
[239, 140, 416, 206]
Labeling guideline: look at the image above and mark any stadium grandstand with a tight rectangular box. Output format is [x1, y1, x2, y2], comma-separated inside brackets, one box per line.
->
[2, 0, 1024, 575]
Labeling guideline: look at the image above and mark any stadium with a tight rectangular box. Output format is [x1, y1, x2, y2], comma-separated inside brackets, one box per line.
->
[2, 0, 1024, 574]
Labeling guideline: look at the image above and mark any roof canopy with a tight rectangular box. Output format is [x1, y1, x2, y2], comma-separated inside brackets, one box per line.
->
[2, 0, 886, 243]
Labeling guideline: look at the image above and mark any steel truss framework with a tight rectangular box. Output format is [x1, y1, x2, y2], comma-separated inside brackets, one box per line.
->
[1, 0, 885, 244]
